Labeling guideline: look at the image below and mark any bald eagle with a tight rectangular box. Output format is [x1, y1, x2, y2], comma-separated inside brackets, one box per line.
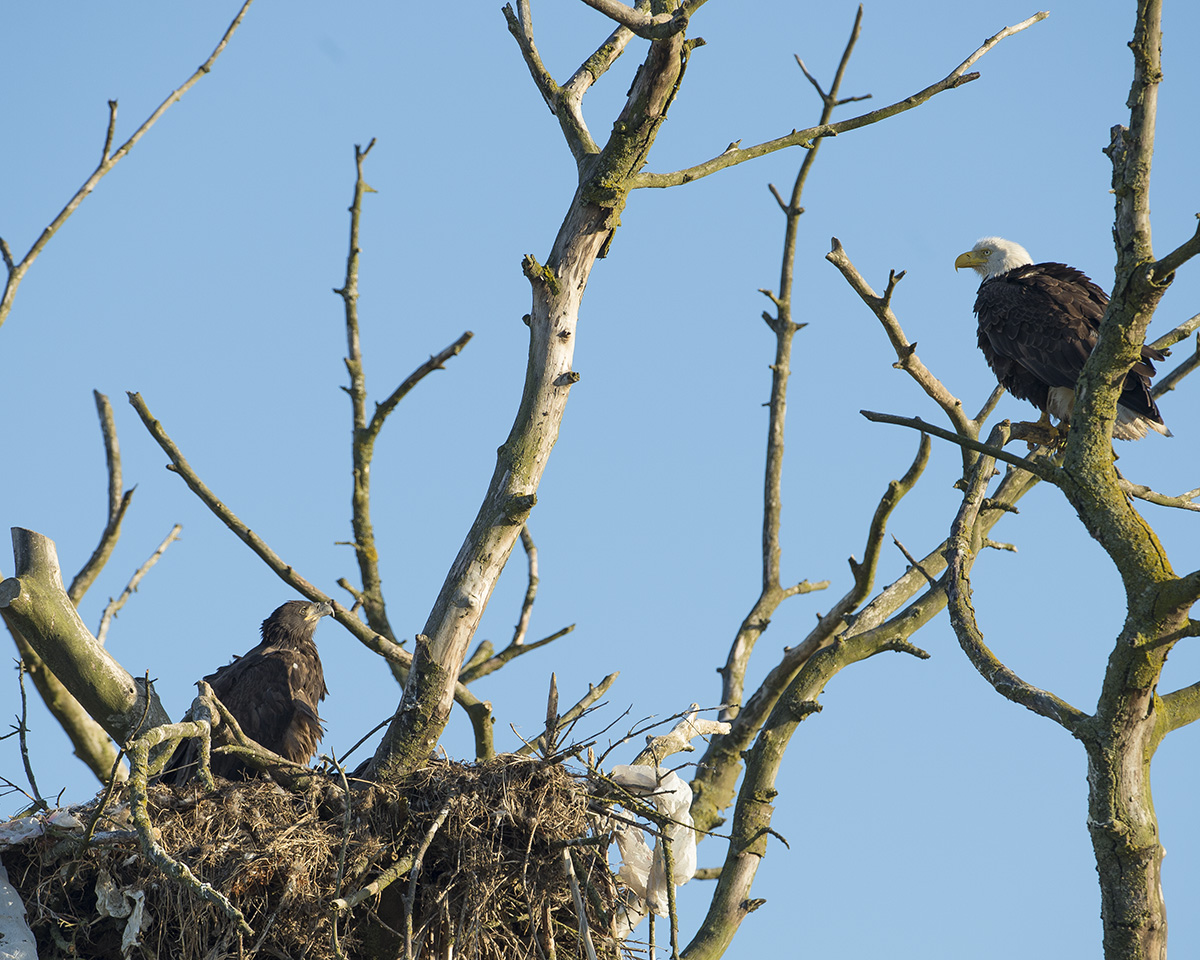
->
[954, 237, 1170, 440]
[167, 600, 332, 782]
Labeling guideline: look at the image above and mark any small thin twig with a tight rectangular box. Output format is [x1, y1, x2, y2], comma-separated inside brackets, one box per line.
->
[338, 713, 395, 766]
[514, 525, 539, 645]
[0, 0, 255, 332]
[828, 239, 977, 451]
[326, 750, 354, 958]
[892, 536, 938, 587]
[660, 829, 680, 960]
[516, 673, 620, 758]
[68, 391, 135, 605]
[97, 524, 183, 643]
[404, 799, 455, 960]
[627, 12, 1047, 189]
[1151, 331, 1199, 399]
[459, 624, 576, 684]
[1117, 479, 1200, 512]
[561, 847, 600, 960]
[365, 332, 474, 445]
[860, 409, 1060, 482]
[16, 662, 48, 812]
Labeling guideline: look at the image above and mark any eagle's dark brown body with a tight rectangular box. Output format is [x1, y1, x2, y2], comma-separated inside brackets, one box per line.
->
[972, 261, 1168, 438]
[167, 599, 331, 782]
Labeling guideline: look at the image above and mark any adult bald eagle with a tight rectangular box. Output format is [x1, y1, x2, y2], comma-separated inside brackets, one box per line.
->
[954, 237, 1170, 440]
[167, 599, 332, 781]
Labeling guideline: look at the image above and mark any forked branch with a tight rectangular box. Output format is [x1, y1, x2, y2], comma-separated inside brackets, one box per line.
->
[630, 12, 1047, 189]
[0, 1, 255, 332]
[943, 425, 1088, 733]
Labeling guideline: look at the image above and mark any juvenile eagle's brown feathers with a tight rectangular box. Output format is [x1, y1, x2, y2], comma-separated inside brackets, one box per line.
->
[166, 599, 331, 782]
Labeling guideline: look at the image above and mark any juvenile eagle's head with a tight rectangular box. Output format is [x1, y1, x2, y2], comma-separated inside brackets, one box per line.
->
[954, 237, 1034, 279]
[261, 599, 333, 648]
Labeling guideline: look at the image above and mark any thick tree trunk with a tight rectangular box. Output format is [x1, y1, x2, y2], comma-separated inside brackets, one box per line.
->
[371, 30, 686, 780]
[1086, 716, 1166, 960]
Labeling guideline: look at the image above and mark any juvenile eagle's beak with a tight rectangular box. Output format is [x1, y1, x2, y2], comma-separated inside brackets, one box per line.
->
[306, 601, 334, 622]
[955, 249, 987, 272]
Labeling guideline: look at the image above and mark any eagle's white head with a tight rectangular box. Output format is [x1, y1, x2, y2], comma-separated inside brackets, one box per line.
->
[954, 237, 1034, 279]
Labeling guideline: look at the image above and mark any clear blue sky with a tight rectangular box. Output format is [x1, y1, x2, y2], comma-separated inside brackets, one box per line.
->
[2, 2, 1199, 957]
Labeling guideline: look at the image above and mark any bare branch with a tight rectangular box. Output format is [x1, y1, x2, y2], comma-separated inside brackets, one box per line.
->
[513, 525, 538, 646]
[1152, 331, 1199, 399]
[631, 707, 731, 767]
[561, 4, 645, 119]
[973, 384, 1006, 424]
[0, 0, 255, 332]
[459, 625, 575, 685]
[860, 409, 1060, 482]
[1150, 215, 1200, 282]
[694, 434, 930, 831]
[504, 2, 603, 162]
[717, 12, 863, 726]
[1159, 681, 1200, 736]
[514, 672, 619, 758]
[338, 141, 400, 646]
[628, 12, 1047, 189]
[15, 664, 48, 812]
[686, 586, 929, 958]
[503, 2, 560, 113]
[372, 12, 693, 778]
[365, 332, 474, 443]
[97, 524, 183, 644]
[101, 100, 118, 163]
[827, 238, 977, 446]
[68, 391, 135, 605]
[1147, 311, 1200, 353]
[1116, 479, 1200, 513]
[127, 726, 253, 937]
[944, 425, 1089, 733]
[127, 392, 399, 659]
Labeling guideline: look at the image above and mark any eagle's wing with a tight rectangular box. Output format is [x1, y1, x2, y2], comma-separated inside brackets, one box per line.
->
[205, 645, 324, 764]
[975, 266, 1104, 390]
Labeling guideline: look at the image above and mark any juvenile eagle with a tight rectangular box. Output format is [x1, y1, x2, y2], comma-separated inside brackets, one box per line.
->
[954, 237, 1170, 440]
[168, 599, 332, 781]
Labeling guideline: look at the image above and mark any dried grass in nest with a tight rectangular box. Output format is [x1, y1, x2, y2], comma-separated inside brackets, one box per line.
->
[4, 755, 627, 960]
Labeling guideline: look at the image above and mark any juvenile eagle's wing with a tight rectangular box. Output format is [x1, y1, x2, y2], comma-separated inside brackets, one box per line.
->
[205, 644, 325, 770]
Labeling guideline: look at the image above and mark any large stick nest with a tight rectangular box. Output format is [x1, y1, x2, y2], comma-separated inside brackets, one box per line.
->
[4, 756, 628, 959]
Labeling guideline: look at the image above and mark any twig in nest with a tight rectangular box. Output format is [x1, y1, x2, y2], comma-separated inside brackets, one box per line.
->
[561, 847, 599, 960]
[405, 798, 455, 960]
[326, 750, 354, 958]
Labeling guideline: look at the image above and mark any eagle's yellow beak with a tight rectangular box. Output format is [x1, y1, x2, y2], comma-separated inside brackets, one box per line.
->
[954, 249, 988, 272]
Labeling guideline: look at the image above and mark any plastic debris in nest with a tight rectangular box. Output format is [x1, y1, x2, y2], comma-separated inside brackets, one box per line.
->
[606, 764, 698, 938]
[94, 869, 151, 958]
